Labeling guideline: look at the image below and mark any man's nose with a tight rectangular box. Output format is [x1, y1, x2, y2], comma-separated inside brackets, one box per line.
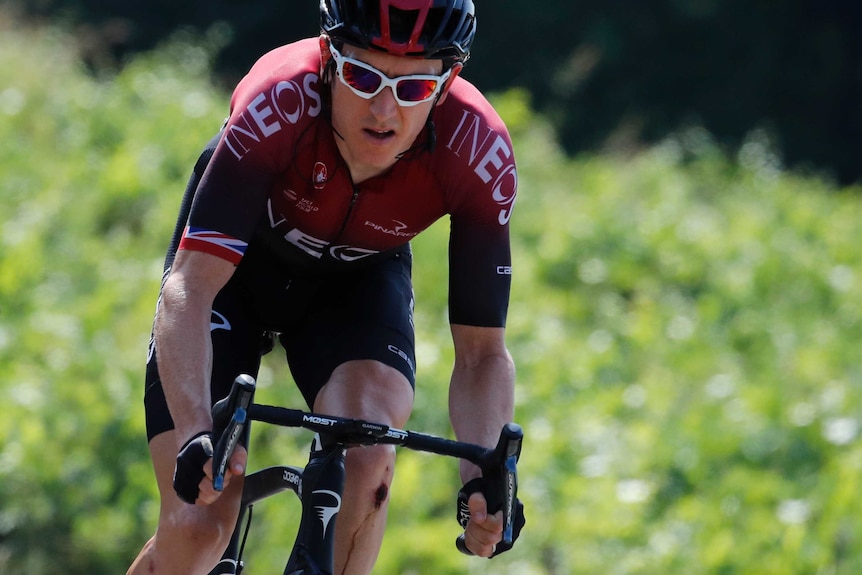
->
[369, 85, 399, 119]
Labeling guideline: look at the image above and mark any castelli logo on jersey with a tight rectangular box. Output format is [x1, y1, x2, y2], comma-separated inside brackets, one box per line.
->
[313, 162, 328, 189]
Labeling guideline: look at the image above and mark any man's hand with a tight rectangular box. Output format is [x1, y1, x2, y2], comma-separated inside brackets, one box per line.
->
[457, 477, 525, 557]
[173, 432, 247, 504]
[462, 490, 505, 557]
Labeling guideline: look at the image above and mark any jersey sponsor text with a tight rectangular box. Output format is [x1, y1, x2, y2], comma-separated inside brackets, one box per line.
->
[446, 109, 518, 225]
[225, 73, 322, 160]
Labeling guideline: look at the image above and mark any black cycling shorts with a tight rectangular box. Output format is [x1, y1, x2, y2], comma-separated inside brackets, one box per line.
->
[143, 246, 417, 442]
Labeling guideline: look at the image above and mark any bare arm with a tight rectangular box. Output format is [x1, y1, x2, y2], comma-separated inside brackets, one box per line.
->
[155, 249, 236, 448]
[448, 323, 515, 483]
[449, 323, 515, 557]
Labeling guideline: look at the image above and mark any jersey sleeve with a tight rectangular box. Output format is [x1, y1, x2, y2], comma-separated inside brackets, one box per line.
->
[448, 214, 513, 327]
[177, 123, 278, 264]
[178, 41, 322, 265]
[441, 87, 518, 328]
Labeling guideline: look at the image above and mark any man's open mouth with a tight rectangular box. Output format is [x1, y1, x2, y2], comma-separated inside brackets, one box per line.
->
[365, 128, 395, 140]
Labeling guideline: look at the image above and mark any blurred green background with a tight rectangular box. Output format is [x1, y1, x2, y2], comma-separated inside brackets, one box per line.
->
[2, 2, 862, 574]
[7, 0, 862, 186]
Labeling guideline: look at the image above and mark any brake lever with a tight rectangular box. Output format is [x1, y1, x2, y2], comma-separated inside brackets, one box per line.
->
[212, 374, 256, 491]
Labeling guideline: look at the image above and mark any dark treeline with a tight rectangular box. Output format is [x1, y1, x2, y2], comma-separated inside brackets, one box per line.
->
[10, 0, 862, 184]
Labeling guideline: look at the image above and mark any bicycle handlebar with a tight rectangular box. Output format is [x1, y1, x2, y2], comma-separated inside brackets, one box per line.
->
[211, 375, 523, 553]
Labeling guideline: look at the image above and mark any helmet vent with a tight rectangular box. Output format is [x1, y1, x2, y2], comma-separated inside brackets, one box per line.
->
[388, 7, 420, 47]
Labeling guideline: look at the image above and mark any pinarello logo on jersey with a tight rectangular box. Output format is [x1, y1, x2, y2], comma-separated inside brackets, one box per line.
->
[313, 162, 328, 189]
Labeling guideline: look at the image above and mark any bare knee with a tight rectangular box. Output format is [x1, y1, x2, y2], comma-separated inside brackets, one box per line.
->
[315, 361, 414, 429]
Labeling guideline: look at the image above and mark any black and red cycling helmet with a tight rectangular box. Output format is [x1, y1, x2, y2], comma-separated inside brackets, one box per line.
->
[320, 0, 476, 64]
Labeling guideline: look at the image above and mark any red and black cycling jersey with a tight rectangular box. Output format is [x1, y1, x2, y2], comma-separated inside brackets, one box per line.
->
[178, 38, 517, 327]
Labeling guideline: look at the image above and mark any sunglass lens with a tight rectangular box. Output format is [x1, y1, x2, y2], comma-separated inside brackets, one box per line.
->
[343, 61, 382, 94]
[396, 79, 438, 102]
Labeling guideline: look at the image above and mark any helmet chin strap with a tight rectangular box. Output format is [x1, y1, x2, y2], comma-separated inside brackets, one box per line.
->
[331, 123, 346, 142]
[426, 117, 437, 153]
[425, 96, 440, 153]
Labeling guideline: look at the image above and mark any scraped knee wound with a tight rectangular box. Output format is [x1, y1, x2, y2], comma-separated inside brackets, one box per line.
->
[374, 483, 389, 509]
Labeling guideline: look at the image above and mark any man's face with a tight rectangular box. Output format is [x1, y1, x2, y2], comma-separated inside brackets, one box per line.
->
[326, 42, 448, 183]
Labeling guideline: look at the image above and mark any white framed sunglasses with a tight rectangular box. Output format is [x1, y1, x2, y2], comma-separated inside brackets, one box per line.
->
[329, 42, 452, 107]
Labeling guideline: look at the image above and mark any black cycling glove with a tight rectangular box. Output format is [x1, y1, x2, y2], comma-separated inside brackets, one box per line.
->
[457, 477, 526, 557]
[173, 431, 214, 504]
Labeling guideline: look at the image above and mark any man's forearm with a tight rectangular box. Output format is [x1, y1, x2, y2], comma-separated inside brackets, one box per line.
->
[154, 285, 216, 445]
[448, 351, 515, 483]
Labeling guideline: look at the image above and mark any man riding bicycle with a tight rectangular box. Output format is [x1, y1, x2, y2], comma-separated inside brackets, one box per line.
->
[127, 1, 524, 573]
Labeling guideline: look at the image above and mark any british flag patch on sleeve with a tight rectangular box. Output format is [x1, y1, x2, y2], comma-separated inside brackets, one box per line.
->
[178, 227, 248, 265]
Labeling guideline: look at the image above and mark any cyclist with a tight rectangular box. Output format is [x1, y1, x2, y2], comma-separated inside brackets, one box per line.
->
[127, 1, 523, 573]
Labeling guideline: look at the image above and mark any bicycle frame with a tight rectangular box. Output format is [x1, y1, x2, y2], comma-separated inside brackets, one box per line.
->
[207, 375, 523, 575]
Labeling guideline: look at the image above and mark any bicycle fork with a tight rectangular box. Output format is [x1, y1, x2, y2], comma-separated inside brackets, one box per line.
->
[284, 433, 346, 575]
[208, 434, 345, 575]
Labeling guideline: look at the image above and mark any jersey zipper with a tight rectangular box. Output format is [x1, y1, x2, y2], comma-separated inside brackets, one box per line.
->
[332, 184, 360, 242]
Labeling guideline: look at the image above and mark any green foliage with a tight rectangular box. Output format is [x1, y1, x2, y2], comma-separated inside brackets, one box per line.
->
[3, 16, 862, 575]
[12, 0, 862, 184]
[0, 19, 227, 574]
[503, 128, 862, 574]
